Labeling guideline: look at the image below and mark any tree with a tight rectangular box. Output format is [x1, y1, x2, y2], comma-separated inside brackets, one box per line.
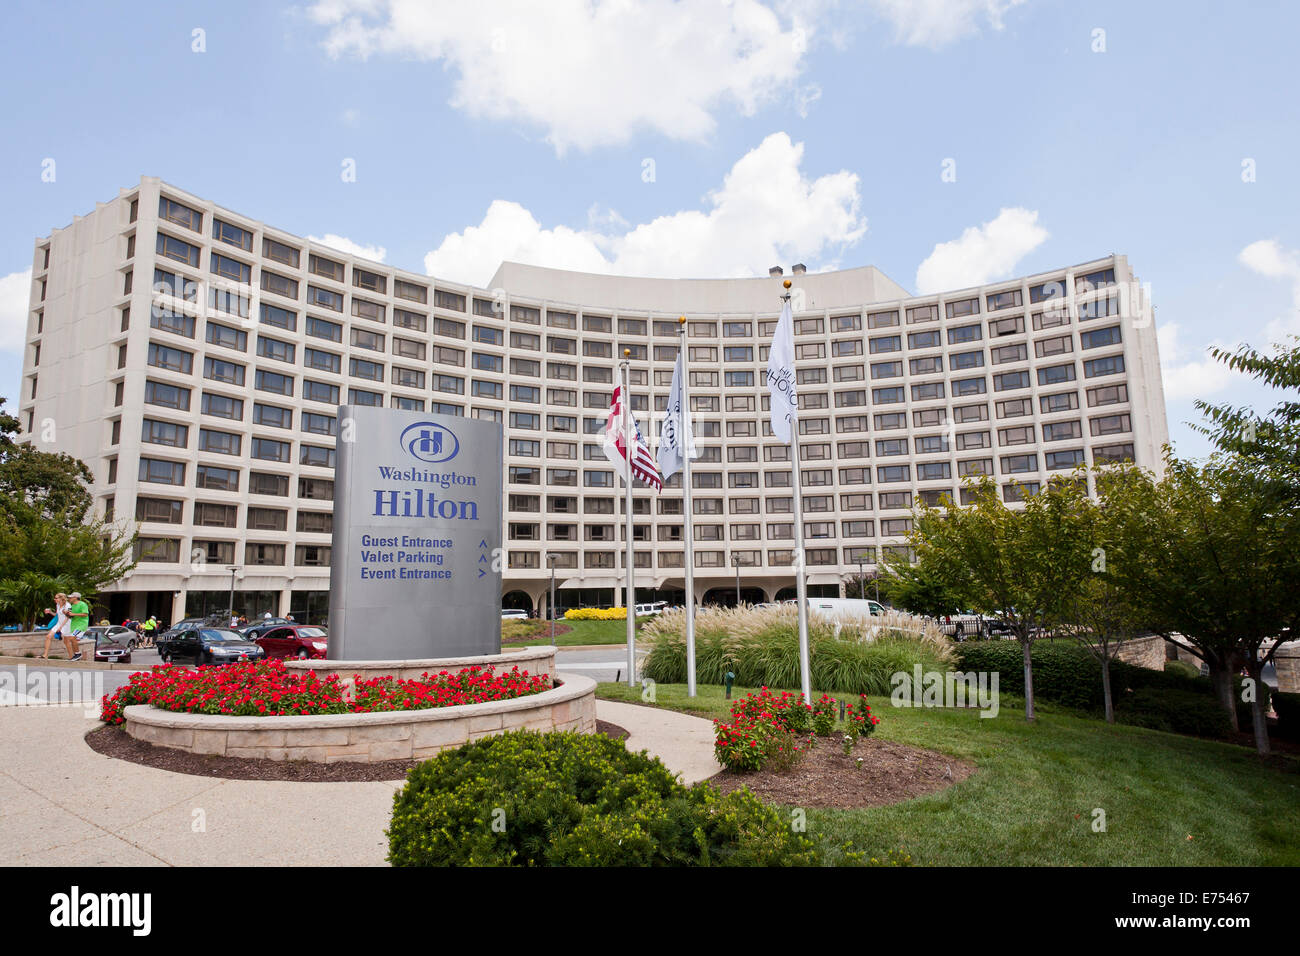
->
[0, 397, 135, 628]
[1051, 482, 1147, 724]
[1194, 335, 1300, 501]
[905, 475, 1094, 721]
[874, 554, 965, 618]
[1099, 454, 1300, 754]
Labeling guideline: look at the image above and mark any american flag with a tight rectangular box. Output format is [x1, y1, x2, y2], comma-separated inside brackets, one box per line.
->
[603, 385, 663, 492]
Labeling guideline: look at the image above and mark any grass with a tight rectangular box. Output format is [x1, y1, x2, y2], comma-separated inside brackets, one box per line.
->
[596, 681, 1300, 866]
[503, 618, 641, 647]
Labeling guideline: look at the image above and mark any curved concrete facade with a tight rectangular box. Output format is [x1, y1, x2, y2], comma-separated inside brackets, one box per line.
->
[17, 176, 1168, 622]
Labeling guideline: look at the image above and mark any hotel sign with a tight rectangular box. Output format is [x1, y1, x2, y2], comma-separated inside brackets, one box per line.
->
[328, 406, 503, 659]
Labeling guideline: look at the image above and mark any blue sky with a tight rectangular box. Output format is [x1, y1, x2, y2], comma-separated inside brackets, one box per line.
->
[3, 0, 1298, 457]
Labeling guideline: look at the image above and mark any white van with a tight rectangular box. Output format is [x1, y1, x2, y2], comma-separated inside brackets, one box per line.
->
[634, 601, 668, 617]
[806, 597, 889, 621]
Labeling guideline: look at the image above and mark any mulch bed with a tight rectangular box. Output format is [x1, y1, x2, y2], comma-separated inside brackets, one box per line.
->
[83, 719, 632, 782]
[709, 736, 976, 809]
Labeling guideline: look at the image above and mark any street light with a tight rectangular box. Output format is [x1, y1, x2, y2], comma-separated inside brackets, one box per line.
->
[546, 553, 557, 644]
[857, 557, 866, 601]
[733, 553, 741, 607]
[226, 566, 239, 624]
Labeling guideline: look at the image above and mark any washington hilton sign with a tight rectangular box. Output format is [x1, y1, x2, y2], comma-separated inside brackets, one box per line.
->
[328, 406, 504, 659]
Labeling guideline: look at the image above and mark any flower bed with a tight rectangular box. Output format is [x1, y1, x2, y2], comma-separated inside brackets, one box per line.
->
[714, 687, 880, 772]
[100, 659, 550, 725]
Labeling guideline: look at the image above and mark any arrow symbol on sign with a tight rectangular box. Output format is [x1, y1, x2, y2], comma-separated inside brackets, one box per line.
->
[479, 554, 488, 563]
[478, 568, 486, 578]
[479, 539, 488, 548]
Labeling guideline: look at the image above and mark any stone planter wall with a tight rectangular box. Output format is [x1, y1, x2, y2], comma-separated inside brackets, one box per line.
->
[1114, 635, 1166, 670]
[283, 645, 556, 697]
[122, 672, 596, 763]
[0, 631, 93, 659]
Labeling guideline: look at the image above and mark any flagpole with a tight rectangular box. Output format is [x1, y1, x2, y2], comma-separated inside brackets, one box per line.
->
[621, 352, 637, 688]
[678, 316, 697, 697]
[782, 279, 813, 703]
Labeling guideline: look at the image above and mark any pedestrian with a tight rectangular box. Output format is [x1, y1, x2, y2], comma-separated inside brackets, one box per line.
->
[40, 593, 80, 661]
[141, 616, 157, 648]
[66, 592, 91, 659]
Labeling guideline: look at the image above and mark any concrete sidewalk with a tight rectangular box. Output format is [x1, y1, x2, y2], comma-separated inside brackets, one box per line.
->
[0, 688, 720, 866]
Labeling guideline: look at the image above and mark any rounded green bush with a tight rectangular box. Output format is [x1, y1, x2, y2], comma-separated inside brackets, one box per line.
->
[1163, 659, 1201, 680]
[1115, 687, 1235, 739]
[386, 730, 818, 867]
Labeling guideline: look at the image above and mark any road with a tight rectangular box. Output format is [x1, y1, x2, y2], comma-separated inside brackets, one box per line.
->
[0, 646, 636, 708]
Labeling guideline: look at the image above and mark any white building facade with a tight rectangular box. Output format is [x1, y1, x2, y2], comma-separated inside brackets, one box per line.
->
[16, 177, 1169, 623]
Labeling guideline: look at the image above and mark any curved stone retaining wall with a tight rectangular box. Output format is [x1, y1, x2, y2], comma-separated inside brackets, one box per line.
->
[122, 672, 596, 763]
[283, 645, 556, 696]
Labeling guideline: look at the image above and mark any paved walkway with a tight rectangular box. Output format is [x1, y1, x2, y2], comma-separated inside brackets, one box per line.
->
[0, 688, 720, 866]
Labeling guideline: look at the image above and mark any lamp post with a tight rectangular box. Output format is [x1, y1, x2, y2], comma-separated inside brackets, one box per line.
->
[226, 566, 238, 624]
[858, 557, 866, 601]
[733, 553, 741, 607]
[546, 553, 557, 644]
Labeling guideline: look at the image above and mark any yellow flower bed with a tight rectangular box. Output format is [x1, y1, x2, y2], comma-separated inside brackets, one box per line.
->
[563, 607, 627, 620]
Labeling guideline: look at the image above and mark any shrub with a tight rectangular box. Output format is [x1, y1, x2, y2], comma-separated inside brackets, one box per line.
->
[1272, 692, 1300, 741]
[642, 604, 952, 696]
[1115, 687, 1235, 739]
[811, 694, 837, 736]
[564, 607, 626, 620]
[386, 730, 818, 866]
[1164, 659, 1201, 680]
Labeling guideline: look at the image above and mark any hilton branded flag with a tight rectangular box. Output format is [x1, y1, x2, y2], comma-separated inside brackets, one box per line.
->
[656, 350, 698, 480]
[766, 299, 798, 443]
[604, 385, 663, 491]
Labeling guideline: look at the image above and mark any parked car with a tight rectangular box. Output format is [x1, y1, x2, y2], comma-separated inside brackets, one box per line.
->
[84, 625, 139, 650]
[91, 629, 133, 664]
[807, 598, 890, 621]
[238, 617, 296, 640]
[501, 609, 528, 620]
[255, 625, 329, 660]
[634, 601, 668, 617]
[160, 627, 265, 665]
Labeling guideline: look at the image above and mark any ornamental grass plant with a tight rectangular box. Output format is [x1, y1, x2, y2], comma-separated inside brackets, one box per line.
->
[641, 604, 953, 696]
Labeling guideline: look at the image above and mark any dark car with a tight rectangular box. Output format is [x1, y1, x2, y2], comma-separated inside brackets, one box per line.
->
[161, 626, 266, 666]
[89, 628, 134, 664]
[255, 625, 329, 660]
[238, 617, 296, 640]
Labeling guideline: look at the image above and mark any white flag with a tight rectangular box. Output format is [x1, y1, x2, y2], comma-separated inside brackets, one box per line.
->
[766, 299, 798, 443]
[657, 350, 698, 480]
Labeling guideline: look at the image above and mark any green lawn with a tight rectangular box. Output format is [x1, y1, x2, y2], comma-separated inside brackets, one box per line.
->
[596, 681, 1300, 866]
[507, 618, 643, 647]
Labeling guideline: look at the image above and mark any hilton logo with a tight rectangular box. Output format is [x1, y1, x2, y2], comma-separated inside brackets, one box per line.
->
[400, 421, 460, 464]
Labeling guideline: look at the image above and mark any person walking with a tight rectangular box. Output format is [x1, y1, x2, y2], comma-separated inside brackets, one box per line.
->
[40, 593, 80, 661]
[141, 616, 157, 648]
[66, 592, 90, 660]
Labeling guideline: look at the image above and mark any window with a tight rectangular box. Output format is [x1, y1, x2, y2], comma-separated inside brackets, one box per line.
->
[1081, 325, 1122, 349]
[135, 537, 181, 563]
[1084, 355, 1125, 377]
[308, 253, 344, 282]
[994, 370, 1030, 392]
[199, 394, 243, 427]
[263, 237, 300, 267]
[1093, 443, 1136, 464]
[260, 270, 298, 299]
[349, 358, 384, 382]
[250, 437, 290, 463]
[147, 343, 192, 374]
[353, 298, 385, 323]
[989, 315, 1025, 337]
[906, 304, 938, 324]
[205, 321, 247, 352]
[144, 380, 190, 411]
[306, 316, 342, 342]
[159, 197, 202, 232]
[1034, 335, 1073, 358]
[253, 403, 292, 429]
[1087, 383, 1128, 407]
[868, 310, 899, 329]
[197, 465, 239, 492]
[199, 428, 241, 456]
[911, 382, 945, 401]
[999, 425, 1035, 446]
[991, 343, 1028, 365]
[907, 330, 941, 349]
[871, 360, 902, 380]
[1043, 420, 1083, 442]
[138, 458, 185, 486]
[831, 313, 862, 332]
[300, 444, 334, 468]
[307, 285, 343, 312]
[303, 379, 340, 404]
[1037, 363, 1077, 386]
[1000, 454, 1038, 474]
[1045, 448, 1085, 470]
[1040, 392, 1079, 414]
[1090, 413, 1131, 436]
[946, 297, 979, 318]
[302, 411, 337, 436]
[870, 386, 903, 405]
[996, 398, 1032, 419]
[986, 289, 1022, 312]
[255, 370, 294, 395]
[350, 388, 383, 406]
[304, 348, 341, 374]
[247, 543, 286, 567]
[395, 279, 428, 303]
[257, 336, 295, 364]
[194, 503, 238, 528]
[210, 252, 250, 284]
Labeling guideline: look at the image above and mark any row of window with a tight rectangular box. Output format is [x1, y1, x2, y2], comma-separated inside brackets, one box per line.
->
[134, 535, 330, 567]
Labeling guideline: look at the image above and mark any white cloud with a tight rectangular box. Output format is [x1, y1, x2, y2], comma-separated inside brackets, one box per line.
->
[1239, 239, 1300, 343]
[307, 233, 387, 262]
[1157, 322, 1241, 402]
[423, 132, 866, 286]
[914, 207, 1047, 294]
[0, 269, 32, 353]
[307, 0, 812, 153]
[868, 0, 1029, 48]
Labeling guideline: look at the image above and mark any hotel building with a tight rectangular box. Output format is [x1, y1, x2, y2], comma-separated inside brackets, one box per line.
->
[16, 177, 1169, 623]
